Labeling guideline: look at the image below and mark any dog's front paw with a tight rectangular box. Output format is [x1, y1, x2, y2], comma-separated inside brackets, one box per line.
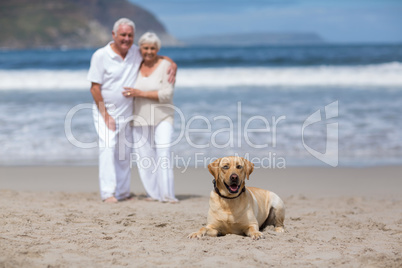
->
[187, 231, 204, 239]
[249, 231, 265, 240]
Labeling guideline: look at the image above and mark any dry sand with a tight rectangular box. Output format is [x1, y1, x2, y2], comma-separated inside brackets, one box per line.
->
[0, 166, 401, 267]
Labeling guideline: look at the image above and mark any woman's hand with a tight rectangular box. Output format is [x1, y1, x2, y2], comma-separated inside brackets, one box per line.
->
[123, 87, 144, 98]
[123, 87, 160, 101]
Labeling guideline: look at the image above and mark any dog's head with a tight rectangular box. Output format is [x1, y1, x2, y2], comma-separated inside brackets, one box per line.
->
[208, 156, 254, 197]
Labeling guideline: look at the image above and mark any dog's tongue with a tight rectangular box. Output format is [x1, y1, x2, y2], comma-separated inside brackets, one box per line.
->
[229, 185, 239, 192]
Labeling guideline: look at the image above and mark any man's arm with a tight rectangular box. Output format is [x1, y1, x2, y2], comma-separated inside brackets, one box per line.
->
[90, 82, 116, 131]
[160, 55, 177, 84]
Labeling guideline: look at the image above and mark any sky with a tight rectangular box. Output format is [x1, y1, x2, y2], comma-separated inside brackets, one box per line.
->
[129, 0, 402, 43]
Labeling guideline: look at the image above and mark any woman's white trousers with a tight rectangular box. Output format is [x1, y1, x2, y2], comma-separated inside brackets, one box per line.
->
[133, 121, 177, 202]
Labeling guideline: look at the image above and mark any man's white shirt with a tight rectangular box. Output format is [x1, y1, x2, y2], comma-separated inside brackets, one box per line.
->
[87, 42, 142, 118]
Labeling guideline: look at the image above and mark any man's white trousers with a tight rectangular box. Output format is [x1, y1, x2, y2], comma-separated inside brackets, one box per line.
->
[93, 108, 132, 201]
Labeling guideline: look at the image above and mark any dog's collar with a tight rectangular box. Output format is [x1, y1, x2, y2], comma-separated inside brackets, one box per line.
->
[212, 179, 245, 200]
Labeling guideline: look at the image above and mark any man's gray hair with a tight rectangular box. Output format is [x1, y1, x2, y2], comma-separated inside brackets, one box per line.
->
[138, 32, 162, 50]
[113, 18, 136, 33]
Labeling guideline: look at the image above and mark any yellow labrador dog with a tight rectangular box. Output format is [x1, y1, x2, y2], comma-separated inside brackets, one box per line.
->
[188, 156, 285, 240]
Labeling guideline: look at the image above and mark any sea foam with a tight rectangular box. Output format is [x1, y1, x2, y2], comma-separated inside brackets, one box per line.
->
[1, 62, 402, 91]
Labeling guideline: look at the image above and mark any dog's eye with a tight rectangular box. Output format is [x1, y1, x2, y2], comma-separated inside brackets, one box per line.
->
[222, 165, 229, 170]
[236, 165, 243, 169]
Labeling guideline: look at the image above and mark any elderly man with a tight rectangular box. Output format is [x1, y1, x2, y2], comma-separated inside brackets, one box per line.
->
[87, 18, 176, 203]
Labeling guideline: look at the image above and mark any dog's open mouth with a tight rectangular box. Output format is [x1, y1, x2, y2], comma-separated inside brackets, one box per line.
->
[224, 181, 240, 194]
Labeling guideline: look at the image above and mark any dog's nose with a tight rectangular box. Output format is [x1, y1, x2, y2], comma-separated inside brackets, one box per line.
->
[230, 173, 239, 183]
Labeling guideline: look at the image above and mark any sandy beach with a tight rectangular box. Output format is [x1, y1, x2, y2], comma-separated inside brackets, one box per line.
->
[0, 166, 401, 267]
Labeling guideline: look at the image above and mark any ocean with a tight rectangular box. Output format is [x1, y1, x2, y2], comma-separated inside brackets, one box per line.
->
[1, 44, 402, 167]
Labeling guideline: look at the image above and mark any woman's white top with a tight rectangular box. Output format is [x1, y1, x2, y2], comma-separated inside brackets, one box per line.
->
[132, 59, 174, 126]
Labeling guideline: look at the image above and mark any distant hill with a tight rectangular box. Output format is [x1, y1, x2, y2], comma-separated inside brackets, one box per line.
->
[182, 32, 325, 46]
[0, 0, 180, 50]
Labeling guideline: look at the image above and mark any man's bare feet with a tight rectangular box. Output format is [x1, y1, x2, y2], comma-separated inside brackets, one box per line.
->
[119, 193, 135, 202]
[103, 196, 118, 203]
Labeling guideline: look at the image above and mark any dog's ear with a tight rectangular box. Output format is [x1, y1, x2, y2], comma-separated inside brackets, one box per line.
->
[244, 158, 254, 180]
[208, 158, 221, 181]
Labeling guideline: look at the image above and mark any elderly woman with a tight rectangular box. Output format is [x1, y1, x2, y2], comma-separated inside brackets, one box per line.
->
[123, 32, 178, 203]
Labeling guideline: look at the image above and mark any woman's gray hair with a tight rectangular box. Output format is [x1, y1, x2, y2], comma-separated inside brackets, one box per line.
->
[138, 32, 162, 50]
[113, 18, 135, 33]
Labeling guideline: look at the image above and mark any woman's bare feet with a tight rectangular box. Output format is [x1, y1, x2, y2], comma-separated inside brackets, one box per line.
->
[103, 196, 118, 203]
[144, 197, 159, 202]
[161, 198, 179, 204]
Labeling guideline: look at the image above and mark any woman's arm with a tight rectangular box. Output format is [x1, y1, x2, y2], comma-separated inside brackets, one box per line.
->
[160, 55, 177, 84]
[158, 61, 174, 103]
[123, 61, 174, 103]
